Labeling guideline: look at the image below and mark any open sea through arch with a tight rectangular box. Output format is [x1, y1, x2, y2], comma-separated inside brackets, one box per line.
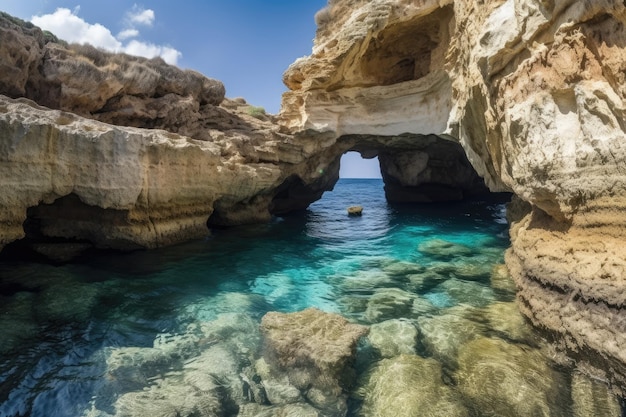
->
[0, 178, 623, 416]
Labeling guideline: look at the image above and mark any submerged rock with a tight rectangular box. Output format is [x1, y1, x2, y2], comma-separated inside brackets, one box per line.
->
[429, 260, 494, 281]
[238, 403, 322, 417]
[260, 308, 368, 416]
[456, 337, 569, 417]
[183, 292, 273, 322]
[363, 287, 434, 323]
[571, 372, 622, 417]
[106, 346, 180, 391]
[406, 269, 447, 292]
[254, 357, 303, 405]
[417, 239, 474, 259]
[355, 354, 469, 417]
[417, 306, 486, 368]
[479, 301, 536, 344]
[368, 319, 418, 358]
[106, 345, 239, 415]
[431, 278, 495, 307]
[113, 371, 227, 417]
[490, 263, 516, 294]
[192, 312, 262, 362]
[101, 312, 262, 413]
[336, 295, 370, 318]
[337, 270, 397, 292]
[381, 260, 424, 277]
[185, 344, 248, 404]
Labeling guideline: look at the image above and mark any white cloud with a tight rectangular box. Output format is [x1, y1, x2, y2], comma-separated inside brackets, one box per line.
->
[31, 7, 182, 66]
[128, 6, 155, 26]
[157, 47, 182, 66]
[117, 28, 139, 40]
[32, 8, 121, 50]
[124, 40, 181, 65]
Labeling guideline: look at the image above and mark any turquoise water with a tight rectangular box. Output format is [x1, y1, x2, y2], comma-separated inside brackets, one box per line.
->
[0, 179, 620, 416]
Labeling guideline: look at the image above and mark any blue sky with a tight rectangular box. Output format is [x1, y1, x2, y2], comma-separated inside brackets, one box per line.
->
[0, 0, 382, 178]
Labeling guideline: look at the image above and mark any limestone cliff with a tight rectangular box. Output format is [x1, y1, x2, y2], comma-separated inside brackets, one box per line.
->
[0, 13, 338, 253]
[280, 0, 626, 394]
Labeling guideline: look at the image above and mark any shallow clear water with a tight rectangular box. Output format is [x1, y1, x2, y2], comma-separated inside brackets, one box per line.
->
[0, 179, 620, 416]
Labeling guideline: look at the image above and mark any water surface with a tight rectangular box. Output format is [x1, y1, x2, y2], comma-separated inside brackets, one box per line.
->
[0, 179, 620, 416]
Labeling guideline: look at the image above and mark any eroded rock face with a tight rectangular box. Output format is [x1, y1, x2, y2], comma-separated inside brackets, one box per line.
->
[0, 14, 225, 132]
[0, 14, 341, 252]
[0, 96, 284, 250]
[282, 0, 626, 394]
[449, 3, 626, 391]
[507, 204, 626, 390]
[281, 2, 455, 137]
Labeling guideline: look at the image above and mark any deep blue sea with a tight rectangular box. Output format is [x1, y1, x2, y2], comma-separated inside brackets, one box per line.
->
[0, 179, 620, 416]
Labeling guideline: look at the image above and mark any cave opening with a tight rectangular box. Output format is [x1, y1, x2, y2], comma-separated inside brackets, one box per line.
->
[357, 6, 453, 87]
[340, 135, 491, 204]
[0, 194, 138, 263]
[268, 134, 495, 221]
[339, 151, 382, 179]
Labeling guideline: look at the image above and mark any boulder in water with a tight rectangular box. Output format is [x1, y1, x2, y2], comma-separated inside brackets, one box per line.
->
[417, 239, 473, 258]
[364, 287, 434, 323]
[479, 301, 536, 344]
[260, 308, 368, 416]
[347, 206, 363, 216]
[113, 371, 227, 417]
[417, 305, 486, 368]
[431, 278, 495, 307]
[355, 354, 469, 417]
[381, 260, 425, 277]
[456, 337, 569, 417]
[368, 319, 418, 358]
[571, 372, 622, 417]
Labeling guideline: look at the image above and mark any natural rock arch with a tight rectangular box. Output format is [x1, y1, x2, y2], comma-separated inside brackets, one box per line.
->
[343, 134, 489, 203]
[278, 0, 626, 397]
[266, 133, 490, 217]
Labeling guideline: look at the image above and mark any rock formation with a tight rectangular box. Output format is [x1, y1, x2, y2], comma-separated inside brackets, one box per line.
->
[456, 337, 569, 417]
[1, 0, 626, 398]
[259, 308, 368, 416]
[0, 13, 339, 253]
[0, 95, 283, 250]
[279, 0, 626, 396]
[355, 354, 469, 417]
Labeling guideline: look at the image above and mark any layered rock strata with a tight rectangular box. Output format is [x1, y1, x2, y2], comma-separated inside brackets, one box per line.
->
[281, 0, 626, 394]
[0, 10, 493, 253]
[0, 13, 341, 252]
[0, 95, 286, 250]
